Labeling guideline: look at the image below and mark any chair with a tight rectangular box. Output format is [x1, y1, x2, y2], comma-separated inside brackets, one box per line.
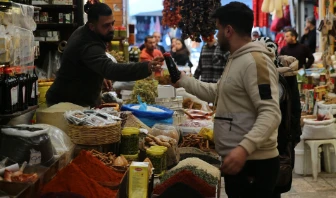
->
[303, 139, 336, 181]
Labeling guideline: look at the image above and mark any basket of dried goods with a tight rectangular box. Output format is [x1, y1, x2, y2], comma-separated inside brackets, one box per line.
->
[64, 110, 122, 145]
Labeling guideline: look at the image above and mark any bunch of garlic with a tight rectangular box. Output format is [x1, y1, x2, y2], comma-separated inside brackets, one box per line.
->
[261, 0, 289, 18]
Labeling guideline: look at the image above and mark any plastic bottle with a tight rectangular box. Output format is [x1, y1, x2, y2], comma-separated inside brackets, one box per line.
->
[3, 67, 19, 114]
[15, 67, 28, 111]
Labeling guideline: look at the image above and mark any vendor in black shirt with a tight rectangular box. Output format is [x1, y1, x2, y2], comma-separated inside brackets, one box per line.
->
[46, 2, 163, 107]
[280, 28, 314, 69]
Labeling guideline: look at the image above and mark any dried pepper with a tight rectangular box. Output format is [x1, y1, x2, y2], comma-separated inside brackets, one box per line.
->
[162, 0, 182, 28]
[178, 0, 221, 42]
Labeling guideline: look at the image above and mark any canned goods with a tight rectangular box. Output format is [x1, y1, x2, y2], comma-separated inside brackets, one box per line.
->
[40, 12, 48, 23]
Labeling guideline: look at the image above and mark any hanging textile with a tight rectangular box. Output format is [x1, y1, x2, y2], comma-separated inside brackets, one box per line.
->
[254, 0, 269, 27]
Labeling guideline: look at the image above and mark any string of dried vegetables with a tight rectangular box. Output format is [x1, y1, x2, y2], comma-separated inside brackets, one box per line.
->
[126, 79, 158, 105]
[178, 0, 221, 42]
[162, 0, 181, 28]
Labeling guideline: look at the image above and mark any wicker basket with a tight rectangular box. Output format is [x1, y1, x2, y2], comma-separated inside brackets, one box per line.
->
[67, 121, 121, 145]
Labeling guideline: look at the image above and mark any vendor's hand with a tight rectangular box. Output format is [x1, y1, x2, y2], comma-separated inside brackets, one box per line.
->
[221, 146, 248, 175]
[103, 79, 113, 91]
[148, 57, 164, 73]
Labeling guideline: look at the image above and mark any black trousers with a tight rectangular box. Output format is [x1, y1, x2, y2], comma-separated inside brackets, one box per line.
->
[224, 156, 280, 198]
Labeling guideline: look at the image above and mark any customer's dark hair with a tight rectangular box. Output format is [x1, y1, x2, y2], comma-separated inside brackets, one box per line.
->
[212, 2, 253, 37]
[145, 35, 154, 43]
[84, 2, 112, 23]
[285, 28, 298, 39]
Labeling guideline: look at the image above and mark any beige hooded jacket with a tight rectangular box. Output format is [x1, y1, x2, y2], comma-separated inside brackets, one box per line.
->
[179, 42, 281, 160]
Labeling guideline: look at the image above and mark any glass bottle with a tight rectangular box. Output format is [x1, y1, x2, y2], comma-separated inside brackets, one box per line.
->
[3, 67, 19, 114]
[15, 66, 28, 111]
[163, 52, 181, 83]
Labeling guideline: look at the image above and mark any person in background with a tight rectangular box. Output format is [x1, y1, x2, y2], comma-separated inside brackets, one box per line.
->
[171, 37, 177, 52]
[139, 32, 165, 54]
[46, 2, 163, 107]
[140, 35, 163, 62]
[194, 38, 229, 83]
[174, 2, 281, 197]
[300, 16, 316, 53]
[251, 30, 260, 40]
[172, 38, 193, 67]
[280, 28, 314, 69]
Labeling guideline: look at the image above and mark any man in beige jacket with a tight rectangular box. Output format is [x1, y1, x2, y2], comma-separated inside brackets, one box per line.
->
[175, 2, 281, 197]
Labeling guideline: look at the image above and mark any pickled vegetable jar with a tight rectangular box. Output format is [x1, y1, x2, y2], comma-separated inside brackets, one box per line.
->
[120, 127, 139, 155]
[153, 146, 167, 172]
[146, 146, 166, 175]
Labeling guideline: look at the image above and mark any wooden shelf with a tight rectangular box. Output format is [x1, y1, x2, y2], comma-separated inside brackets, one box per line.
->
[0, 105, 39, 119]
[34, 4, 77, 9]
[36, 23, 78, 28]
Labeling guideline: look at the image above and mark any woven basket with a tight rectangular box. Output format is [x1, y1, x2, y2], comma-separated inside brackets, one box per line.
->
[67, 121, 121, 145]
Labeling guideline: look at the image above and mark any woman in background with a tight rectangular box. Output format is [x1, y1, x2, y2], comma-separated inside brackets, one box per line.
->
[170, 37, 177, 52]
[172, 39, 193, 67]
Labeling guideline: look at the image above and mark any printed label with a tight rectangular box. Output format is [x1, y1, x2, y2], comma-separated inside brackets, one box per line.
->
[22, 86, 26, 103]
[29, 149, 41, 165]
[11, 86, 18, 105]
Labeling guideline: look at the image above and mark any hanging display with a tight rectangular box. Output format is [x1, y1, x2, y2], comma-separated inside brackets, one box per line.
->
[162, 0, 182, 28]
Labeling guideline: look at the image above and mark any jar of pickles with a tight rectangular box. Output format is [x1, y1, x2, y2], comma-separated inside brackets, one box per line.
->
[146, 146, 166, 175]
[153, 146, 167, 172]
[120, 127, 139, 155]
[119, 27, 127, 38]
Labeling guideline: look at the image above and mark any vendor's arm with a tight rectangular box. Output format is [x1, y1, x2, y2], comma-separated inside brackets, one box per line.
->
[82, 44, 151, 81]
[177, 73, 217, 103]
[239, 60, 281, 155]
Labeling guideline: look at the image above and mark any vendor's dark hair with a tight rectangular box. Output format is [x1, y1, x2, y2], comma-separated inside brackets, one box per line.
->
[84, 2, 112, 23]
[285, 28, 298, 39]
[212, 2, 253, 37]
[145, 35, 154, 43]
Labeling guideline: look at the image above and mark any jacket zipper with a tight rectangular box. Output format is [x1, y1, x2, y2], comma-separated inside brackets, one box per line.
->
[214, 117, 233, 131]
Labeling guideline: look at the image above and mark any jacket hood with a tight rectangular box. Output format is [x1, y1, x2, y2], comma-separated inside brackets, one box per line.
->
[230, 42, 275, 60]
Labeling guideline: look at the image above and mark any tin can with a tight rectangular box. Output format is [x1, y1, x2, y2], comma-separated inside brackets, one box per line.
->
[40, 12, 48, 23]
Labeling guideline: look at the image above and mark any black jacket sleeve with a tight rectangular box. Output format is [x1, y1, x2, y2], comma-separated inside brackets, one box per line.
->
[305, 46, 315, 68]
[81, 44, 151, 81]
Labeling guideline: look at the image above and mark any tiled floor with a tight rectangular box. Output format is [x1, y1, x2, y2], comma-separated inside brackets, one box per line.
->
[220, 173, 336, 198]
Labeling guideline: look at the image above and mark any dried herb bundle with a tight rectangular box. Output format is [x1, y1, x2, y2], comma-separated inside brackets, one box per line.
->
[126, 79, 158, 104]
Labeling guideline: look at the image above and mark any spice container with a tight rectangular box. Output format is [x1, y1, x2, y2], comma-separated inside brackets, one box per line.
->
[111, 41, 119, 52]
[114, 27, 120, 37]
[146, 146, 165, 175]
[153, 145, 167, 172]
[128, 33, 135, 45]
[120, 127, 139, 155]
[119, 27, 127, 38]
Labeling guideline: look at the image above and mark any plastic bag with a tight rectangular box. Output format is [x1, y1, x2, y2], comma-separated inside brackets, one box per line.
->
[151, 124, 179, 142]
[0, 125, 55, 166]
[317, 104, 333, 121]
[301, 122, 336, 140]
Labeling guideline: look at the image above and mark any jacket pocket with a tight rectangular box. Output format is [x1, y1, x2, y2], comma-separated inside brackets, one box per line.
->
[214, 117, 233, 131]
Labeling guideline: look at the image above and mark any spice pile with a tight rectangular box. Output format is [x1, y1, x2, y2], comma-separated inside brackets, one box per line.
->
[153, 158, 220, 197]
[179, 134, 209, 150]
[42, 150, 125, 198]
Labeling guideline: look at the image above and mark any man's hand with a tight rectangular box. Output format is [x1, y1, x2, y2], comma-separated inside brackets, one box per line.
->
[221, 146, 248, 175]
[304, 27, 309, 35]
[148, 56, 164, 73]
[103, 79, 113, 91]
[172, 71, 186, 88]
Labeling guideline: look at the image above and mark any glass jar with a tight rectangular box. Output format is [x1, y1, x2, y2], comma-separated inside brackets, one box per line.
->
[119, 27, 127, 38]
[146, 146, 165, 175]
[152, 146, 167, 172]
[111, 41, 119, 52]
[120, 127, 139, 155]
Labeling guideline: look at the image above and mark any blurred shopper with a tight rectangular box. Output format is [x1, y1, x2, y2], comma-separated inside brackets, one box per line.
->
[300, 16, 316, 53]
[140, 35, 163, 62]
[194, 39, 229, 83]
[172, 38, 193, 67]
[280, 28, 314, 69]
[139, 32, 165, 53]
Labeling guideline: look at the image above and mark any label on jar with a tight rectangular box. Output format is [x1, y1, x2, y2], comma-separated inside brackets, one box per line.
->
[31, 83, 35, 98]
[11, 86, 18, 105]
[29, 149, 41, 165]
[22, 86, 26, 103]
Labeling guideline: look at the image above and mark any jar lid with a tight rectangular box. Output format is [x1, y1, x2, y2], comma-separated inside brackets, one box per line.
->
[120, 27, 127, 30]
[151, 145, 168, 152]
[146, 146, 164, 155]
[122, 127, 139, 135]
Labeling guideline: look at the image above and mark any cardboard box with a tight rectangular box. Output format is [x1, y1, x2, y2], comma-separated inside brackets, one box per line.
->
[128, 162, 149, 198]
[158, 85, 176, 99]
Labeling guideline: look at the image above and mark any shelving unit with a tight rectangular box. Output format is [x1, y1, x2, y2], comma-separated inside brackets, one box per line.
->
[33, 0, 84, 70]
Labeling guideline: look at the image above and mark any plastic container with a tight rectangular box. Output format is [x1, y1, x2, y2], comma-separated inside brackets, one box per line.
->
[120, 127, 139, 155]
[38, 81, 53, 107]
[111, 41, 119, 52]
[146, 146, 165, 175]
[119, 27, 127, 38]
[114, 27, 120, 38]
[152, 145, 167, 172]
